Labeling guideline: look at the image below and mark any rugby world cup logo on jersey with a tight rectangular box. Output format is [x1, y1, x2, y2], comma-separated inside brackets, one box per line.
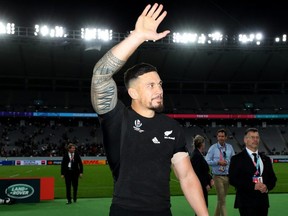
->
[164, 130, 175, 140]
[133, 119, 144, 133]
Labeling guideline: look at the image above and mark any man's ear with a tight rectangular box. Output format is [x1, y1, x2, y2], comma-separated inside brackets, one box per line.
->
[128, 88, 138, 99]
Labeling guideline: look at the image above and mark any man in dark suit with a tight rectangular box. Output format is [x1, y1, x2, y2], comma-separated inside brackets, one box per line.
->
[229, 128, 277, 216]
[61, 143, 83, 204]
[190, 135, 214, 213]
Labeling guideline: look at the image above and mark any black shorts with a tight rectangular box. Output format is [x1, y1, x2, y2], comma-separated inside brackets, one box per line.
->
[109, 204, 172, 216]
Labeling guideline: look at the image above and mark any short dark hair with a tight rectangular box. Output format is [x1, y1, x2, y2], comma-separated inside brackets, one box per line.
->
[67, 143, 76, 149]
[244, 127, 258, 135]
[217, 128, 227, 136]
[124, 63, 158, 89]
[193, 135, 205, 149]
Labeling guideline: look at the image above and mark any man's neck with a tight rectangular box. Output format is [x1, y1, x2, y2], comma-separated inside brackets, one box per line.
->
[246, 147, 258, 153]
[218, 142, 225, 147]
[131, 103, 155, 118]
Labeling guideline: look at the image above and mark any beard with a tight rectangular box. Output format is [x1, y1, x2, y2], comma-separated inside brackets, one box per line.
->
[148, 95, 164, 113]
[150, 101, 164, 113]
[151, 104, 164, 113]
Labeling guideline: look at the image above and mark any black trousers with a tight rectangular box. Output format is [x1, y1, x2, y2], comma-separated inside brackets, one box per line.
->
[239, 207, 268, 216]
[64, 170, 79, 202]
[109, 204, 172, 216]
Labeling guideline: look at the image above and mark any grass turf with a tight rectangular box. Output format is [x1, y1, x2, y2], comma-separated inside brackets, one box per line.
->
[1, 163, 287, 198]
[1, 194, 288, 216]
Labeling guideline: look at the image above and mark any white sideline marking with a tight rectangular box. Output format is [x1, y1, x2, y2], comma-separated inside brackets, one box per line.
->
[9, 174, 20, 177]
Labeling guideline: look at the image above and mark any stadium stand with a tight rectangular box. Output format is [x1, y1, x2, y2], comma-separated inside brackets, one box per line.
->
[1, 27, 288, 158]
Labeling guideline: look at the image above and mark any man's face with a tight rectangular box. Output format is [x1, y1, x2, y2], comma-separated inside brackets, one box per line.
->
[244, 131, 260, 152]
[69, 146, 76, 153]
[132, 72, 164, 112]
[217, 132, 227, 145]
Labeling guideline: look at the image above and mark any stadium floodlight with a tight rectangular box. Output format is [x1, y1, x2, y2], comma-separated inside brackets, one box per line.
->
[34, 24, 67, 38]
[81, 28, 112, 41]
[0, 22, 15, 34]
[173, 31, 224, 45]
[208, 31, 223, 42]
[238, 32, 263, 44]
[207, 32, 223, 45]
[274, 34, 287, 43]
[173, 32, 198, 44]
[198, 34, 206, 44]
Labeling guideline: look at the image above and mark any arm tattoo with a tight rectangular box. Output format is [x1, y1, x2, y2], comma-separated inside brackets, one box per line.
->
[91, 50, 126, 114]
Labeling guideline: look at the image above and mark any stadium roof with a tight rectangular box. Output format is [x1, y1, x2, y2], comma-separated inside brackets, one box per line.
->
[1, 0, 288, 95]
[0, 0, 286, 34]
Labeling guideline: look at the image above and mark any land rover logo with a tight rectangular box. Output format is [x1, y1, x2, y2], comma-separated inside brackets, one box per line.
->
[5, 184, 34, 199]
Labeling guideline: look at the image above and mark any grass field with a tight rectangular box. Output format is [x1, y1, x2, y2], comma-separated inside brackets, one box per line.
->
[1, 194, 288, 216]
[1, 162, 287, 198]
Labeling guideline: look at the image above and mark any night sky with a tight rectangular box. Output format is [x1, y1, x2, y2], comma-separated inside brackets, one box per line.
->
[0, 0, 286, 37]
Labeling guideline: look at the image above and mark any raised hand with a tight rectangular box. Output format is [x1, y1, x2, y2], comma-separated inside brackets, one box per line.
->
[134, 3, 170, 42]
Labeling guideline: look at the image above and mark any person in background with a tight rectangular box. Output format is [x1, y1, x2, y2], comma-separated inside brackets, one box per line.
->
[229, 127, 277, 216]
[90, 3, 208, 216]
[206, 128, 235, 216]
[190, 135, 214, 215]
[61, 143, 83, 204]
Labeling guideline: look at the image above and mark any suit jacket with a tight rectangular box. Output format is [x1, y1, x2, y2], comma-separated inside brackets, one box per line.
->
[61, 151, 83, 176]
[228, 149, 277, 208]
[190, 148, 212, 191]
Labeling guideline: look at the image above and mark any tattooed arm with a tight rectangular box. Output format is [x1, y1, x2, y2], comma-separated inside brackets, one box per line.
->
[91, 3, 170, 114]
[91, 50, 125, 115]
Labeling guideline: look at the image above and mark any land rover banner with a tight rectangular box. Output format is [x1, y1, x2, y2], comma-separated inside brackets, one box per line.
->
[0, 179, 40, 203]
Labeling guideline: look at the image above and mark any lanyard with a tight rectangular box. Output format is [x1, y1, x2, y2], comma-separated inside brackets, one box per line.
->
[70, 153, 74, 162]
[253, 154, 260, 176]
[218, 144, 226, 160]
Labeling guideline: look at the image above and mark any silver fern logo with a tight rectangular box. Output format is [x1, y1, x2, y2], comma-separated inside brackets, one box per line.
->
[164, 130, 175, 140]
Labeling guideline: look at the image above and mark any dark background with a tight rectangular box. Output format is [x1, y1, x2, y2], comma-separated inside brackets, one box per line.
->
[0, 0, 286, 34]
[0, 0, 287, 113]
